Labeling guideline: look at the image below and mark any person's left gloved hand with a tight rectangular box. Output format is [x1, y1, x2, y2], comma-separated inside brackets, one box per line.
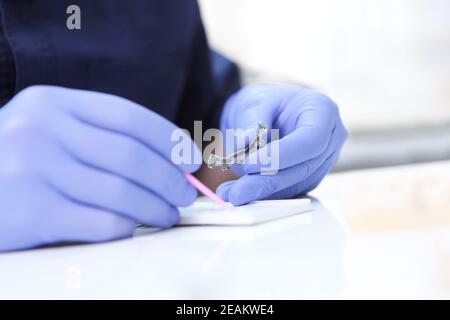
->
[216, 83, 347, 205]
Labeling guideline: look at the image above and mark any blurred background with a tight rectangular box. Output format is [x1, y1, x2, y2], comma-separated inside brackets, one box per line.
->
[198, 0, 450, 171]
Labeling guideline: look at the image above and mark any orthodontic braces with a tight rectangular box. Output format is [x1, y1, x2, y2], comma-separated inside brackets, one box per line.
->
[207, 123, 268, 171]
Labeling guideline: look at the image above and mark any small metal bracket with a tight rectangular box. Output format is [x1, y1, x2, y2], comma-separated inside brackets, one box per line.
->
[207, 123, 268, 170]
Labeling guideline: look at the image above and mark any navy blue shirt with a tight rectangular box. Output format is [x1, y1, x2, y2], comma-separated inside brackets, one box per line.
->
[0, 8, 15, 107]
[0, 0, 240, 130]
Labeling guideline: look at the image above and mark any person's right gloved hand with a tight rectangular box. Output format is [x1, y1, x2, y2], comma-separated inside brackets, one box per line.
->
[0, 85, 200, 252]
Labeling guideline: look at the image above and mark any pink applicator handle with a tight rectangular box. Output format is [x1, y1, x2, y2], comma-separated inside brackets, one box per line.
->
[183, 173, 231, 209]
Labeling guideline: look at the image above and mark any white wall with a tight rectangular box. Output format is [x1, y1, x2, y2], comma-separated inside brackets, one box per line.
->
[199, 0, 450, 131]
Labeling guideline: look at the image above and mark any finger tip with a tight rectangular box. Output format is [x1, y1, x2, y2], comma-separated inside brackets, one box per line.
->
[153, 208, 180, 229]
[228, 188, 251, 206]
[216, 183, 232, 201]
[229, 196, 250, 206]
[180, 162, 201, 174]
[180, 187, 198, 207]
[163, 209, 180, 228]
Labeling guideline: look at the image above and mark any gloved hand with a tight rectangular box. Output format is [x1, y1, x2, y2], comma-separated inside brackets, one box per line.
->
[216, 83, 347, 205]
[0, 85, 200, 252]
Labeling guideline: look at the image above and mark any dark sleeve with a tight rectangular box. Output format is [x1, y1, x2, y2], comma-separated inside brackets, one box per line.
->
[175, 4, 241, 133]
[0, 9, 16, 107]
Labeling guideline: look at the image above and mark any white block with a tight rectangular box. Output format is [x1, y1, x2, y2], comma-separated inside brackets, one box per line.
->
[178, 198, 312, 226]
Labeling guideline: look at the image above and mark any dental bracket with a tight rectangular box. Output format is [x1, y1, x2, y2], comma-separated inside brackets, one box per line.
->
[207, 123, 268, 171]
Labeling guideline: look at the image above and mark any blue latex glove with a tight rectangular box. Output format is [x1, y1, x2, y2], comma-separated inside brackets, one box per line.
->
[0, 86, 200, 252]
[217, 83, 347, 205]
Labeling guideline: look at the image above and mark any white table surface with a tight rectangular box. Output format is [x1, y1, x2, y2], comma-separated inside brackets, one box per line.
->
[0, 161, 449, 299]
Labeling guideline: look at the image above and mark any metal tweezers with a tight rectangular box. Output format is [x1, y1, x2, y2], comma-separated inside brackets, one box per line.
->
[207, 123, 268, 170]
